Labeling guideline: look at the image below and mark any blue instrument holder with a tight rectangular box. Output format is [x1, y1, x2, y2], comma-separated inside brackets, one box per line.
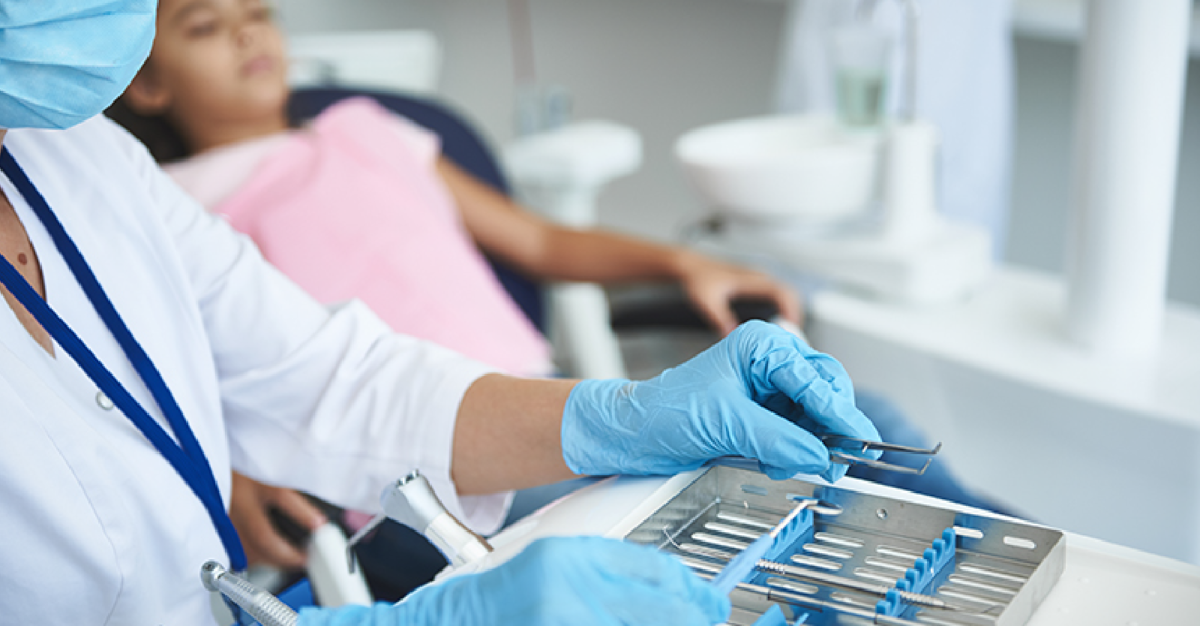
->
[875, 527, 958, 617]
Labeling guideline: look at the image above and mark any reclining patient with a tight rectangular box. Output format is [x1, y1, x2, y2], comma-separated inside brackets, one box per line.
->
[110, 0, 1009, 600]
[116, 2, 799, 373]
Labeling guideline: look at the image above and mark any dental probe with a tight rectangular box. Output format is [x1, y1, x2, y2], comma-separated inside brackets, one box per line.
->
[201, 561, 297, 626]
[711, 499, 814, 594]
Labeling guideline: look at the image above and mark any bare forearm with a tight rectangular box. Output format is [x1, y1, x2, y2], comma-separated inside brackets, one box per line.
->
[439, 156, 802, 331]
[439, 156, 697, 284]
[533, 226, 703, 284]
[450, 374, 581, 495]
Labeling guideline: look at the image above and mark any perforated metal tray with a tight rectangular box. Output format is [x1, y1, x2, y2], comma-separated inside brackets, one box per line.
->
[623, 465, 1065, 626]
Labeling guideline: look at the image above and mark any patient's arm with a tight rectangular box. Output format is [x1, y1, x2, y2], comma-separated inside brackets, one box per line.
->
[437, 158, 801, 334]
[229, 471, 328, 569]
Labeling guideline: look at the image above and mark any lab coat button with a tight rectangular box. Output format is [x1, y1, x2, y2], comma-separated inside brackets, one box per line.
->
[96, 391, 114, 410]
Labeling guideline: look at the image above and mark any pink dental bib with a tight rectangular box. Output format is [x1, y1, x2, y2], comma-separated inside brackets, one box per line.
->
[203, 97, 552, 376]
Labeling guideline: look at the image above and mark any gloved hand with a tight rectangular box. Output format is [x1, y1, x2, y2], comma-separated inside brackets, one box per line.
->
[296, 536, 729, 626]
[562, 320, 880, 482]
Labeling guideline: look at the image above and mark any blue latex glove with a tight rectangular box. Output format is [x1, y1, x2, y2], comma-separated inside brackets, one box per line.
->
[296, 536, 729, 626]
[562, 320, 880, 481]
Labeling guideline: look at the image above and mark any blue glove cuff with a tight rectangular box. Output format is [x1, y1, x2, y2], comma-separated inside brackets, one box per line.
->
[561, 378, 634, 476]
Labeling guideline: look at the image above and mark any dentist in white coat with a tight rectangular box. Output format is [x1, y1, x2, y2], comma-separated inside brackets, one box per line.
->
[0, 1, 878, 624]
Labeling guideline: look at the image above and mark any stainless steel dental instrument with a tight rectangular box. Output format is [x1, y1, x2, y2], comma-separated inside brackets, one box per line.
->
[682, 542, 999, 614]
[700, 571, 927, 626]
[346, 469, 493, 573]
[823, 435, 942, 475]
[711, 499, 816, 594]
[734, 580, 926, 626]
[201, 561, 297, 626]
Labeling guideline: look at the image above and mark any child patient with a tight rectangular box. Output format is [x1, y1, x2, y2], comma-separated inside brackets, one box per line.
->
[112, 0, 1012, 600]
[117, 0, 799, 375]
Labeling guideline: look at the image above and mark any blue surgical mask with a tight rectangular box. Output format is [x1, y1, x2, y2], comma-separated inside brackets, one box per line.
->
[0, 1, 157, 129]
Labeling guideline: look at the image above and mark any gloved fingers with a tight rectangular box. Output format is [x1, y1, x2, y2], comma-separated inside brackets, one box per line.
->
[297, 603, 392, 626]
[733, 320, 855, 408]
[760, 461, 803, 481]
[517, 538, 730, 625]
[605, 583, 730, 626]
[744, 338, 856, 420]
[776, 375, 882, 484]
[628, 546, 731, 621]
[726, 321, 878, 482]
[717, 396, 832, 479]
[797, 376, 880, 441]
[794, 379, 881, 482]
[561, 537, 712, 590]
[820, 458, 852, 483]
[802, 351, 857, 402]
[752, 346, 878, 443]
[589, 542, 729, 626]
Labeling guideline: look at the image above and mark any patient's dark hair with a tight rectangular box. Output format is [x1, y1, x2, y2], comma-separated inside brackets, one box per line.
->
[105, 98, 192, 164]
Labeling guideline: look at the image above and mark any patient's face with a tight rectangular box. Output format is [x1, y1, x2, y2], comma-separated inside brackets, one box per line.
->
[150, 0, 288, 132]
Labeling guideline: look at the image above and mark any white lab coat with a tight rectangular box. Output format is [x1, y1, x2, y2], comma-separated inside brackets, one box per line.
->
[0, 116, 508, 624]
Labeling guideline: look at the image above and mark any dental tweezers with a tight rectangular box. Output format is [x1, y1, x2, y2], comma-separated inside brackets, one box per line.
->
[822, 436, 942, 475]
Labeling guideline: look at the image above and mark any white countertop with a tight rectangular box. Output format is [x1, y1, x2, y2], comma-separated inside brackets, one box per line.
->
[810, 267, 1200, 430]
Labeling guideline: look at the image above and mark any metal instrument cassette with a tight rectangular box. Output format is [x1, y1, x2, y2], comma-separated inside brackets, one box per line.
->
[622, 464, 1065, 626]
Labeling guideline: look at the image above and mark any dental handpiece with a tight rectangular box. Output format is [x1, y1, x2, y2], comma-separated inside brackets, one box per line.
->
[381, 470, 493, 566]
[201, 561, 297, 626]
[346, 469, 494, 573]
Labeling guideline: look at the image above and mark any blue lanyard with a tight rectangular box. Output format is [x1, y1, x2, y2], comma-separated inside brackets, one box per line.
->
[0, 147, 247, 571]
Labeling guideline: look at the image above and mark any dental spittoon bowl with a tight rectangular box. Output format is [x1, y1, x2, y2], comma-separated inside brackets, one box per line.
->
[675, 114, 880, 222]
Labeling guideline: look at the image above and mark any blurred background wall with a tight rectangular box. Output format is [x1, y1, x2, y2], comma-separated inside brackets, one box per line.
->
[276, 0, 1199, 306]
